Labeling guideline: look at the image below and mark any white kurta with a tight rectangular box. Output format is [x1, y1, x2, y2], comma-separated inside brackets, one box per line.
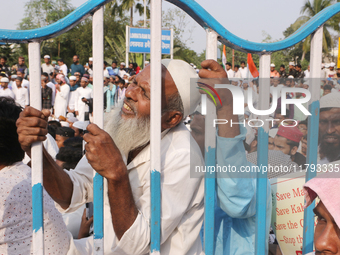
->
[68, 90, 77, 111]
[14, 87, 29, 107]
[0, 88, 15, 99]
[227, 69, 234, 78]
[54, 84, 70, 118]
[57, 123, 205, 255]
[75, 86, 92, 121]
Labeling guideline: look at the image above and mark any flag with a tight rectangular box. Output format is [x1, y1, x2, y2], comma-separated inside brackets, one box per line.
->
[222, 45, 227, 71]
[247, 53, 259, 78]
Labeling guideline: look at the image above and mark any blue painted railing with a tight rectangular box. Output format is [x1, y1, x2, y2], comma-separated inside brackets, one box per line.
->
[0, 0, 331, 253]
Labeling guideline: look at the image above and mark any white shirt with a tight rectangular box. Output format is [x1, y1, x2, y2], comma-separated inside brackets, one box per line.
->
[304, 69, 310, 78]
[0, 88, 15, 99]
[59, 64, 68, 76]
[57, 123, 205, 255]
[42, 63, 55, 74]
[325, 69, 336, 78]
[54, 83, 70, 118]
[75, 86, 93, 121]
[14, 86, 29, 107]
[118, 69, 127, 78]
[239, 66, 248, 78]
[227, 69, 234, 78]
[0, 162, 70, 255]
[234, 70, 242, 78]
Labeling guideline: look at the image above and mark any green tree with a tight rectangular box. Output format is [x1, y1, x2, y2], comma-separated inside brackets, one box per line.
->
[110, 0, 150, 27]
[288, 0, 340, 61]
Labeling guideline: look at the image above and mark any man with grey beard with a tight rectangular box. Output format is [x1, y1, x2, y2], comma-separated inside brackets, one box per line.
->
[16, 59, 205, 254]
[318, 92, 340, 163]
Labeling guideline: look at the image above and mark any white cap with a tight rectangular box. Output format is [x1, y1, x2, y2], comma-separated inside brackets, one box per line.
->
[320, 92, 340, 109]
[73, 121, 89, 130]
[44, 55, 50, 59]
[69, 76, 77, 81]
[123, 73, 130, 77]
[161, 59, 200, 117]
[289, 62, 295, 66]
[60, 121, 69, 127]
[11, 75, 17, 79]
[288, 75, 294, 79]
[120, 62, 126, 66]
[89, 57, 93, 61]
[270, 63, 275, 67]
[0, 77, 9, 83]
[269, 128, 278, 138]
[145, 61, 149, 65]
[67, 115, 78, 123]
[330, 62, 336, 67]
[325, 63, 330, 68]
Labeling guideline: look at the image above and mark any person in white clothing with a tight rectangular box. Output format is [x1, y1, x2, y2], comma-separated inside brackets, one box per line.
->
[304, 65, 310, 78]
[68, 76, 78, 116]
[119, 62, 127, 77]
[16, 59, 205, 255]
[226, 62, 234, 78]
[54, 74, 70, 118]
[41, 55, 55, 74]
[234, 64, 242, 78]
[57, 58, 68, 76]
[325, 62, 337, 78]
[14, 77, 29, 108]
[75, 77, 92, 121]
[16, 70, 29, 95]
[0, 77, 15, 99]
[239, 60, 248, 78]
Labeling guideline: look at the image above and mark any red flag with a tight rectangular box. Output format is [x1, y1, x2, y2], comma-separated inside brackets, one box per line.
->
[247, 53, 259, 78]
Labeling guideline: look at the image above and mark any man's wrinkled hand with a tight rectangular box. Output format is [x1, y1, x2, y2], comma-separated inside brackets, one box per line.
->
[16, 107, 50, 156]
[83, 124, 127, 181]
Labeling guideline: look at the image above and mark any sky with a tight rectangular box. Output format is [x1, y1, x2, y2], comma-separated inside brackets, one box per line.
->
[2, 0, 307, 54]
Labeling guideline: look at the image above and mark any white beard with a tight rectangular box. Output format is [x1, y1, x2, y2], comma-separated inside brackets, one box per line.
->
[104, 101, 150, 160]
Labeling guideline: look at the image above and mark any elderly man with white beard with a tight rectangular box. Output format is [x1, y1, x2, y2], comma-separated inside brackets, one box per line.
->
[16, 59, 206, 254]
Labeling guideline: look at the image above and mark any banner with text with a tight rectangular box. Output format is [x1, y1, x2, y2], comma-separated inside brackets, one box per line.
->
[128, 27, 172, 54]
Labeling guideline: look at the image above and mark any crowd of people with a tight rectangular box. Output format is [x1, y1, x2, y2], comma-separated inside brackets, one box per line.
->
[0, 55, 144, 122]
[0, 52, 339, 255]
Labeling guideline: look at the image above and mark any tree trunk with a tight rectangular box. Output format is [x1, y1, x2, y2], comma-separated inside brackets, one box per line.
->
[130, 7, 133, 26]
[301, 51, 306, 62]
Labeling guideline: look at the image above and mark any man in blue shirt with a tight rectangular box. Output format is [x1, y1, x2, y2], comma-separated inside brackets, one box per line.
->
[192, 60, 272, 254]
[70, 55, 85, 76]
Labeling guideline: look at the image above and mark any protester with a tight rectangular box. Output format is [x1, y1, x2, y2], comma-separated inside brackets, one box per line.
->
[303, 171, 340, 255]
[75, 77, 92, 121]
[0, 77, 14, 99]
[16, 59, 205, 254]
[54, 74, 70, 118]
[119, 62, 127, 77]
[318, 92, 340, 163]
[55, 126, 75, 148]
[0, 56, 9, 72]
[192, 60, 271, 254]
[274, 125, 306, 166]
[42, 72, 56, 107]
[42, 55, 55, 74]
[57, 58, 68, 76]
[270, 63, 280, 77]
[84, 57, 93, 75]
[41, 78, 53, 110]
[71, 121, 88, 137]
[279, 64, 287, 78]
[12, 56, 27, 74]
[70, 55, 85, 76]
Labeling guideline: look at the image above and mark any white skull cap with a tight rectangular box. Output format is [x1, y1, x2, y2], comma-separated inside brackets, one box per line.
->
[161, 59, 200, 117]
[320, 92, 340, 109]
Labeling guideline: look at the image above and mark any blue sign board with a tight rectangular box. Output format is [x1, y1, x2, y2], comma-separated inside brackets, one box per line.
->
[129, 28, 171, 54]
